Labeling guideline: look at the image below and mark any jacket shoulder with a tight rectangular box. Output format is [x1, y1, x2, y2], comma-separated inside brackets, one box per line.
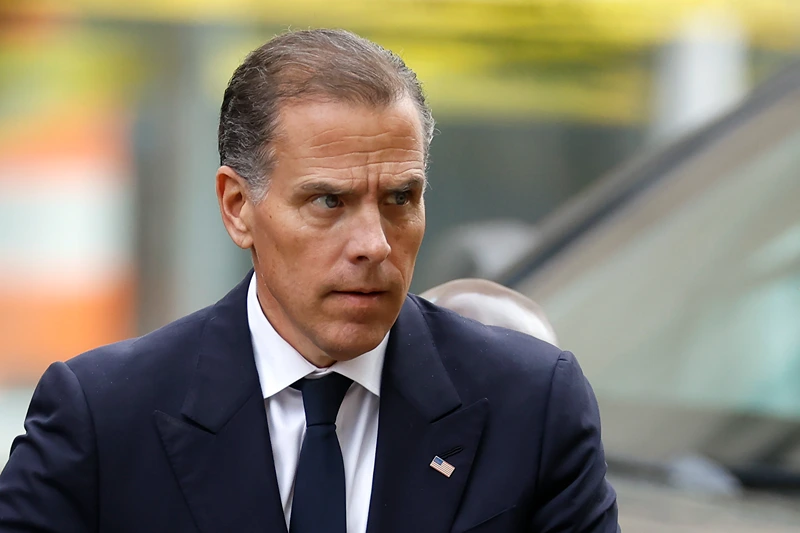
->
[63, 305, 213, 408]
[409, 294, 566, 398]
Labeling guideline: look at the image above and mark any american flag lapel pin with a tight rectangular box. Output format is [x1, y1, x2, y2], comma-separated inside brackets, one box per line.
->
[429, 455, 455, 478]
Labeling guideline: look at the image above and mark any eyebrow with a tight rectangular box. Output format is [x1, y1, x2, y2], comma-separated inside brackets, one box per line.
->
[298, 181, 354, 195]
[386, 175, 427, 193]
[298, 175, 427, 195]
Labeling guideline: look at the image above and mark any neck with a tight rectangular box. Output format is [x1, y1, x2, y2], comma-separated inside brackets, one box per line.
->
[254, 283, 336, 369]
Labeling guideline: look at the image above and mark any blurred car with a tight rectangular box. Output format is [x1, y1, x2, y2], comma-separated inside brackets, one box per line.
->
[495, 62, 800, 531]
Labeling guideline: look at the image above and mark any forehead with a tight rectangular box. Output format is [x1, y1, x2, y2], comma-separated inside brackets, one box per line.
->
[274, 98, 425, 163]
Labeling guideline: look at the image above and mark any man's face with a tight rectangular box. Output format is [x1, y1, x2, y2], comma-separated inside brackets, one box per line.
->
[226, 98, 426, 366]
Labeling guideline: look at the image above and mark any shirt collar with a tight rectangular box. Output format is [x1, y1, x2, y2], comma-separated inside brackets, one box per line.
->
[247, 273, 387, 400]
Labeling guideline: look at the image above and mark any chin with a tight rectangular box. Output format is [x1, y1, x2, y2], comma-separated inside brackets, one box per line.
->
[320, 324, 390, 360]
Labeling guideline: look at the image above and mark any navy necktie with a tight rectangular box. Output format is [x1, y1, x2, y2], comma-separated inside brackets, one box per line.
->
[290, 372, 353, 533]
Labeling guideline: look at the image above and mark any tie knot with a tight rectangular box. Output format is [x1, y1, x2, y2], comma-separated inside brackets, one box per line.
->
[293, 373, 353, 427]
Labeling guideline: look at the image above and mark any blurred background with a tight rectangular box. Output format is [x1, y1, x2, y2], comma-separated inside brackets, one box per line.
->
[1, 0, 799, 530]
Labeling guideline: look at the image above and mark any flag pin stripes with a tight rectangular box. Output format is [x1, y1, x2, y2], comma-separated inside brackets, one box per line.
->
[429, 455, 455, 477]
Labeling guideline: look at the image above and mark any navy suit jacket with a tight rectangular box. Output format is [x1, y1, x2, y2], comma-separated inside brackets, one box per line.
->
[0, 273, 618, 532]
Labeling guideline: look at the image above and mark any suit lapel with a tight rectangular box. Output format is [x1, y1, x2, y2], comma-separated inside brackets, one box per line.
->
[367, 296, 490, 533]
[154, 273, 287, 533]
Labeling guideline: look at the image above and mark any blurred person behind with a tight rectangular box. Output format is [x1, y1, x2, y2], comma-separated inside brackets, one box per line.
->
[420, 278, 559, 346]
[0, 29, 617, 533]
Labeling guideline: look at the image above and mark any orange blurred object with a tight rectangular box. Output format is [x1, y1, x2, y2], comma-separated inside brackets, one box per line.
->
[0, 108, 136, 383]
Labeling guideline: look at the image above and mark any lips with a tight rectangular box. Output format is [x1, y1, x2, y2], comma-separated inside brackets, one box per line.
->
[330, 289, 390, 301]
[327, 289, 393, 313]
[335, 289, 387, 295]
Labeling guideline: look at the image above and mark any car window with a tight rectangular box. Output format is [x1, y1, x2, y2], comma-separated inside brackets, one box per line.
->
[515, 89, 800, 464]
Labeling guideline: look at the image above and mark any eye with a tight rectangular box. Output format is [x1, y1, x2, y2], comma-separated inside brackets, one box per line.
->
[389, 191, 410, 206]
[312, 194, 342, 209]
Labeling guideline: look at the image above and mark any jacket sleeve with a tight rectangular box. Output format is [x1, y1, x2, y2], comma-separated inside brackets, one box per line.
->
[529, 351, 620, 532]
[0, 362, 98, 532]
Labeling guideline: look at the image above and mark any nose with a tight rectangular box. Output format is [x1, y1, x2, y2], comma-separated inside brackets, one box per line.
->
[346, 206, 392, 264]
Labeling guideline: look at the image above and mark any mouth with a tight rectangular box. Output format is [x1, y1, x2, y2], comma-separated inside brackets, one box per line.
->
[330, 288, 391, 301]
[327, 289, 394, 314]
[333, 289, 388, 297]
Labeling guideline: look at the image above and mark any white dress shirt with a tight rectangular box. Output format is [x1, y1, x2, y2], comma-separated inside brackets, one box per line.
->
[247, 274, 386, 533]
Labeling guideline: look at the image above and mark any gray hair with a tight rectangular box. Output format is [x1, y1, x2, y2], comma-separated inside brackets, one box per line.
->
[217, 28, 435, 200]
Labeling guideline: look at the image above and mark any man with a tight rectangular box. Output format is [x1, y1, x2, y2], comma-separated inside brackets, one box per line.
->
[419, 278, 560, 346]
[0, 29, 618, 532]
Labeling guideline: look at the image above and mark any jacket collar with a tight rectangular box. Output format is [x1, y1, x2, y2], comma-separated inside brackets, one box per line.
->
[157, 272, 488, 533]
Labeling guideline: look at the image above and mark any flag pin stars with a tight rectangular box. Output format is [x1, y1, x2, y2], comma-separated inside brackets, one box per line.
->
[429, 455, 455, 478]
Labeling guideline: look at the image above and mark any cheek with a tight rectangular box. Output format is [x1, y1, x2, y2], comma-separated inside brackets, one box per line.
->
[253, 206, 310, 253]
[390, 218, 425, 266]
[260, 219, 343, 277]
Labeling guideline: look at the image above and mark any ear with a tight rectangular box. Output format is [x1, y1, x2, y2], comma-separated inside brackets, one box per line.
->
[216, 165, 255, 250]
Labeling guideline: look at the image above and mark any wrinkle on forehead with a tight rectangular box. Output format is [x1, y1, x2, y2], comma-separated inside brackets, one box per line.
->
[288, 135, 424, 173]
[302, 129, 422, 157]
[307, 138, 423, 159]
[303, 163, 425, 178]
[305, 130, 418, 147]
[301, 147, 425, 167]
